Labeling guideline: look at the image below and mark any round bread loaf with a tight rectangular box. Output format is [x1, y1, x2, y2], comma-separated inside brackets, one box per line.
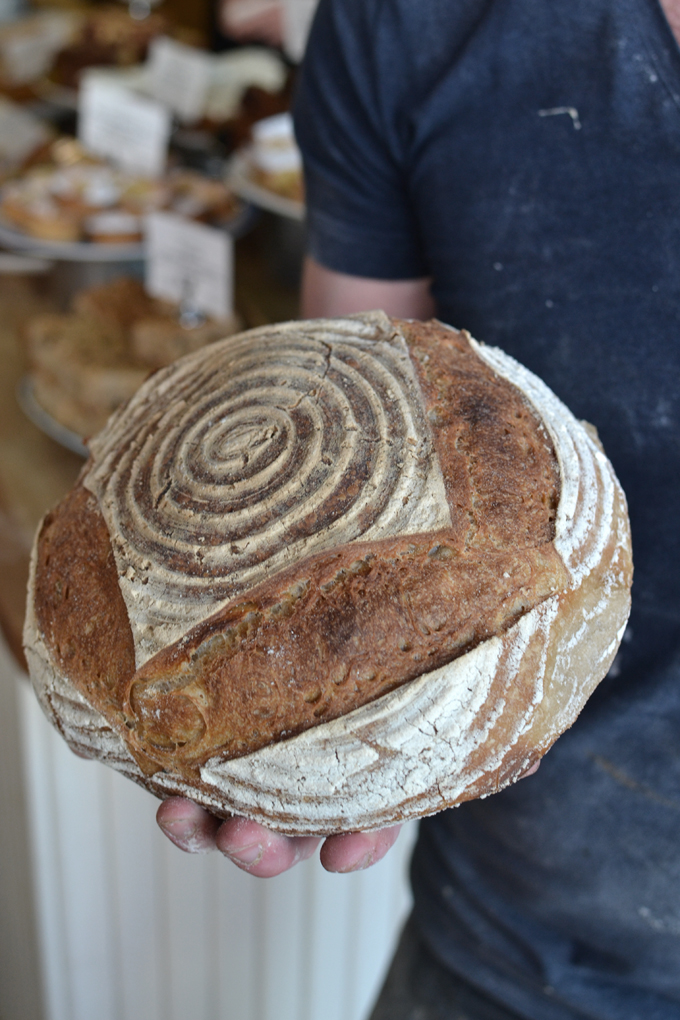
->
[23, 314, 632, 835]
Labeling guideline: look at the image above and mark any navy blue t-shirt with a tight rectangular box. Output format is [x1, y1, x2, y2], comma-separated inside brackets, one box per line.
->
[295, 1, 680, 1017]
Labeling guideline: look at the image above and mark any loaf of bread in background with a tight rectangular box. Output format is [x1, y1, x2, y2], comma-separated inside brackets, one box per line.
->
[24, 314, 633, 834]
[131, 316, 235, 371]
[25, 277, 239, 437]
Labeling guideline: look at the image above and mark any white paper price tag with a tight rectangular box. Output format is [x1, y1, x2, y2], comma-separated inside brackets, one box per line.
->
[281, 0, 318, 62]
[147, 36, 213, 124]
[145, 212, 233, 322]
[79, 75, 171, 178]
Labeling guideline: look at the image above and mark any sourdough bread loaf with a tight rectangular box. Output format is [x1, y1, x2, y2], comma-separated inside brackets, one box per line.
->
[23, 314, 632, 835]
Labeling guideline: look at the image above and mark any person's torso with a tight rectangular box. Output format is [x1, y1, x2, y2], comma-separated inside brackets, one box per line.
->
[364, 0, 680, 1015]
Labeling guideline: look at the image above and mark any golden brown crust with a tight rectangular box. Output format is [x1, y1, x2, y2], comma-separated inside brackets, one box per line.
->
[31, 485, 139, 743]
[400, 320, 560, 550]
[124, 534, 568, 775]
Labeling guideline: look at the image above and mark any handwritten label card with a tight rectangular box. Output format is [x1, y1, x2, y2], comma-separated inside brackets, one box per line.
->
[145, 212, 233, 321]
[79, 75, 171, 178]
[147, 36, 213, 124]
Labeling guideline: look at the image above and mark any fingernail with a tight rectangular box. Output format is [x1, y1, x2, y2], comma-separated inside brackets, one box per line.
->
[343, 851, 373, 873]
[225, 842, 264, 867]
[158, 820, 213, 854]
[160, 817, 197, 838]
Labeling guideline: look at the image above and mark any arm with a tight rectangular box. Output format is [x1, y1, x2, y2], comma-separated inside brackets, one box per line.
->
[301, 256, 435, 320]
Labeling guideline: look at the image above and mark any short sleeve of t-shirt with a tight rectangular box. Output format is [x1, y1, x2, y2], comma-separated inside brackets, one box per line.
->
[294, 0, 429, 279]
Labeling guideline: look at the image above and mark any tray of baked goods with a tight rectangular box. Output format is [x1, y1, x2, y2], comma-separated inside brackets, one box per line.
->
[18, 276, 240, 452]
[0, 6, 167, 109]
[228, 113, 304, 221]
[0, 138, 250, 259]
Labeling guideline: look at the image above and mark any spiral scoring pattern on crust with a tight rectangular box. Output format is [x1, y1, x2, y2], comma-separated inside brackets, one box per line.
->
[85, 313, 451, 665]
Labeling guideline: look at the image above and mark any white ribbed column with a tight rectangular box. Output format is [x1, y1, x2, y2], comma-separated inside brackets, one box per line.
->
[16, 663, 415, 1020]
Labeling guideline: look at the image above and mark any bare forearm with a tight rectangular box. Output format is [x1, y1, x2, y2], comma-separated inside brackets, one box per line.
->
[301, 256, 435, 320]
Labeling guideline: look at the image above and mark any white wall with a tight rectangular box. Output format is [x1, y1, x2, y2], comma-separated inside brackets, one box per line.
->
[0, 637, 43, 1020]
[8, 635, 416, 1020]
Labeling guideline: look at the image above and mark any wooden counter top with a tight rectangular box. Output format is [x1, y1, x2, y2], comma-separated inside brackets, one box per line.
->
[0, 220, 299, 668]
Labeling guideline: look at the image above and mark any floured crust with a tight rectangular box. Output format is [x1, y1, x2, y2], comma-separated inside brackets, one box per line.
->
[83, 314, 457, 664]
[23, 315, 632, 834]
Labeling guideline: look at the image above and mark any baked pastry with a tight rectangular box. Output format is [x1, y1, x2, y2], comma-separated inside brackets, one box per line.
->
[0, 12, 81, 92]
[166, 170, 240, 224]
[72, 276, 158, 329]
[203, 48, 288, 127]
[1, 156, 239, 243]
[48, 164, 121, 216]
[48, 6, 165, 90]
[2, 177, 81, 242]
[249, 112, 304, 203]
[24, 314, 632, 835]
[1, 165, 122, 242]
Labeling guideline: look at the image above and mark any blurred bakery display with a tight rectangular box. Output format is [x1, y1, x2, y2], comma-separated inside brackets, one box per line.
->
[0, 6, 166, 105]
[0, 0, 306, 452]
[46, 5, 166, 91]
[80, 42, 293, 169]
[0, 138, 244, 246]
[20, 275, 240, 443]
[0, 0, 303, 203]
[186, 45, 291, 145]
[0, 9, 81, 99]
[0, 9, 295, 134]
